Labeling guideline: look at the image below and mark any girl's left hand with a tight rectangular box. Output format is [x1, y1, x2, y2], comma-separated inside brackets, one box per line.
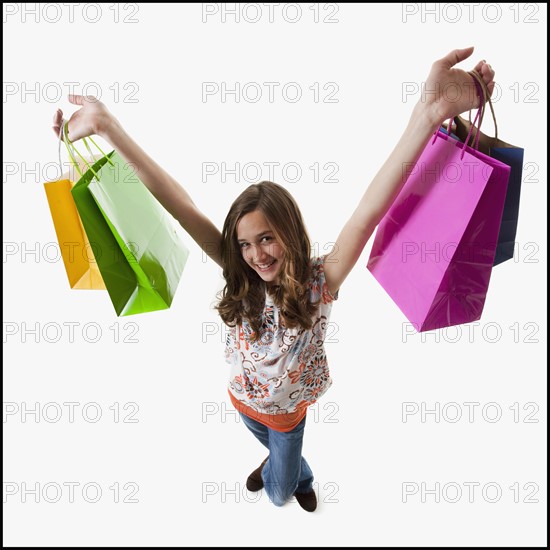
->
[421, 47, 495, 124]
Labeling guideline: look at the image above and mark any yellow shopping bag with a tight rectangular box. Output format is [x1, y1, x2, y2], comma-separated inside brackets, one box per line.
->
[43, 153, 106, 290]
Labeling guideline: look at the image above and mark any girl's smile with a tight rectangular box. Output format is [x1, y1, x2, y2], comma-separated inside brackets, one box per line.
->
[237, 210, 284, 285]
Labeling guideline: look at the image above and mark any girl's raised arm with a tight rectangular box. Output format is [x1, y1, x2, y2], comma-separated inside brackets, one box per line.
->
[52, 95, 224, 269]
[322, 47, 496, 298]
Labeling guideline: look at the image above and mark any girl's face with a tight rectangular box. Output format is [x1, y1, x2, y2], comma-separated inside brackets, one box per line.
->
[237, 210, 284, 287]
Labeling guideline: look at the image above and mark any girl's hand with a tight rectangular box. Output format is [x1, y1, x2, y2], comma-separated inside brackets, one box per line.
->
[52, 94, 115, 142]
[420, 47, 495, 125]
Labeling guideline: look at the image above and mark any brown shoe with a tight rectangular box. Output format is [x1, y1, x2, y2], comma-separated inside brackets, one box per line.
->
[294, 489, 317, 512]
[246, 456, 269, 492]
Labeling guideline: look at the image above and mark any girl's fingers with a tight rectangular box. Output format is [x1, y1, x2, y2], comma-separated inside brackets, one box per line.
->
[473, 59, 485, 73]
[480, 62, 495, 81]
[479, 63, 495, 93]
[470, 60, 495, 97]
[440, 46, 474, 69]
[68, 94, 98, 106]
[68, 94, 85, 105]
[53, 109, 63, 125]
[52, 109, 63, 138]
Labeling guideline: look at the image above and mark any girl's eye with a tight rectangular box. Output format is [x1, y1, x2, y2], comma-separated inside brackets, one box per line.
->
[240, 236, 272, 248]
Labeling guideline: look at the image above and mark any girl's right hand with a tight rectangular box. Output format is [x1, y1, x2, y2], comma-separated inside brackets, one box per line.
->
[52, 94, 115, 142]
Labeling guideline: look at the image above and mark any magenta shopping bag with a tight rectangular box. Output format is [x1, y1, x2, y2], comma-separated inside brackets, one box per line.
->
[367, 122, 511, 332]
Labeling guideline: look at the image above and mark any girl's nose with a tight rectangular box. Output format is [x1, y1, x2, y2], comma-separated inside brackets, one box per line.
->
[249, 244, 268, 263]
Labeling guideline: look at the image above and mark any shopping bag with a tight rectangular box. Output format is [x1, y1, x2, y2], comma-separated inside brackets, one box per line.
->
[65, 128, 190, 316]
[43, 143, 106, 289]
[367, 109, 511, 332]
[447, 70, 525, 266]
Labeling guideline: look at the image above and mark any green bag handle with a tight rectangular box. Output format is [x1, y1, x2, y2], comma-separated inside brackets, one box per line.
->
[61, 120, 114, 181]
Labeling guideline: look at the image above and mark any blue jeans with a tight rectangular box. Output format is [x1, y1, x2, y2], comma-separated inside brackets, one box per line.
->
[239, 411, 314, 506]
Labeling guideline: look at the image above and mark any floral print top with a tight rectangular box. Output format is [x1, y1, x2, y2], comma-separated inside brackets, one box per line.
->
[225, 254, 339, 415]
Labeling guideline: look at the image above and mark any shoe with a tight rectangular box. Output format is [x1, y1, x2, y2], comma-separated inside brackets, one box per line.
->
[294, 489, 317, 512]
[246, 456, 269, 492]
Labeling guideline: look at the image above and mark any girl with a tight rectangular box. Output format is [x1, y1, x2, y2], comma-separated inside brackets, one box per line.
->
[52, 47, 495, 512]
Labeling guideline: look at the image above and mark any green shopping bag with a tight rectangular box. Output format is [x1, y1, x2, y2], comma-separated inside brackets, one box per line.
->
[64, 126, 189, 316]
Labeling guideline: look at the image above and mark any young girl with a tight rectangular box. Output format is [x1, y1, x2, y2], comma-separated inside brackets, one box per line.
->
[52, 47, 495, 512]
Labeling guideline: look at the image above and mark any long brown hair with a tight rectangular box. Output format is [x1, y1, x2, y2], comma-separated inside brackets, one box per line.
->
[215, 181, 320, 341]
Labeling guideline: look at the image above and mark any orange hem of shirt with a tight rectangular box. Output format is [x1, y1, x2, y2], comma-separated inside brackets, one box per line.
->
[228, 390, 308, 432]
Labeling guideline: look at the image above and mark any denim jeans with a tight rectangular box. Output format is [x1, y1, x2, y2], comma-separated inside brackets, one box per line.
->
[239, 411, 314, 506]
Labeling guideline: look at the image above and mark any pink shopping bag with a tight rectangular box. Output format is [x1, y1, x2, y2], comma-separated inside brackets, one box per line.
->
[367, 115, 511, 332]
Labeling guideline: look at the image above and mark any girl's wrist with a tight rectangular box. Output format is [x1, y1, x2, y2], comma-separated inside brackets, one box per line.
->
[97, 114, 122, 143]
[411, 101, 443, 135]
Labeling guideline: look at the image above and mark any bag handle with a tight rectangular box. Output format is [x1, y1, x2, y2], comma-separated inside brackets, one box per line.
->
[60, 122, 91, 178]
[61, 121, 114, 181]
[467, 69, 499, 141]
[465, 74, 485, 142]
[467, 71, 485, 150]
[57, 118, 65, 175]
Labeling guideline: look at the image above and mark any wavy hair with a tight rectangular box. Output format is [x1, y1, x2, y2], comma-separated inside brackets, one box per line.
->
[215, 181, 320, 341]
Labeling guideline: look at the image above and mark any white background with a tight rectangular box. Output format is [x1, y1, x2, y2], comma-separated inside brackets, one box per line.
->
[3, 2, 547, 547]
